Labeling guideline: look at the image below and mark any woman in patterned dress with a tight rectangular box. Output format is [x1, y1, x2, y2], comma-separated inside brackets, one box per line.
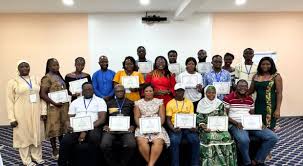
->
[197, 85, 237, 166]
[134, 83, 170, 166]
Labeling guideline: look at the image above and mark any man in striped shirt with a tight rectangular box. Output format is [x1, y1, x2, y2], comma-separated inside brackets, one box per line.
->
[224, 80, 278, 166]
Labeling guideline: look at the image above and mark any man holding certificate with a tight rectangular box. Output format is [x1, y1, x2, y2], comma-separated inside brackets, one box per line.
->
[58, 82, 107, 166]
[204, 55, 231, 100]
[224, 80, 278, 166]
[166, 83, 200, 166]
[100, 85, 136, 166]
[167, 50, 184, 76]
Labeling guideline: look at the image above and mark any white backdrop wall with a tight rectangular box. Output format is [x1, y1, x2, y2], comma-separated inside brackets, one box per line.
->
[88, 13, 213, 73]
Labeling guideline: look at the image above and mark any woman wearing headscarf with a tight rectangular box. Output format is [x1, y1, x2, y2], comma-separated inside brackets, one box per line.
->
[196, 85, 237, 166]
[6, 60, 45, 166]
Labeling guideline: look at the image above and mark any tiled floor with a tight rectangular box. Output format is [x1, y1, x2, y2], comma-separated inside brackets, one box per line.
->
[0, 117, 302, 166]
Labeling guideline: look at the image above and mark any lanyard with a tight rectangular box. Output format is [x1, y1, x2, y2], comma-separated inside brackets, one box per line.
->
[175, 99, 185, 112]
[20, 76, 32, 89]
[115, 97, 126, 114]
[214, 71, 222, 82]
[84, 97, 93, 114]
[50, 73, 65, 87]
[245, 65, 253, 75]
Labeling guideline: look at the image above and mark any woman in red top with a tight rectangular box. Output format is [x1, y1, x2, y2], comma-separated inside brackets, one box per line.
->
[145, 56, 176, 106]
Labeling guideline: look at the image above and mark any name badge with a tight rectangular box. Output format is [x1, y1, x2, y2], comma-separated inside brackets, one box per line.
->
[29, 94, 37, 103]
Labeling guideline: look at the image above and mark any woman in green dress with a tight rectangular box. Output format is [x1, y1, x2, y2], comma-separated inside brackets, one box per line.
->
[197, 85, 237, 166]
[249, 57, 283, 130]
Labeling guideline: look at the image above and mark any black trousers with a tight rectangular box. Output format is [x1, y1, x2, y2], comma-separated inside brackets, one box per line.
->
[58, 129, 102, 166]
[100, 132, 136, 166]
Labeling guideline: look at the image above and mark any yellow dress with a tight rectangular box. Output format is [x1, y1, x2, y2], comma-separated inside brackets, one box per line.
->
[6, 76, 45, 148]
[113, 70, 145, 101]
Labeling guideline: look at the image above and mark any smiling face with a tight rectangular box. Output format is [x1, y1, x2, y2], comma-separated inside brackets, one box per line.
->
[212, 56, 223, 70]
[224, 55, 234, 67]
[186, 60, 196, 73]
[236, 81, 248, 96]
[49, 59, 60, 73]
[155, 57, 167, 70]
[18, 62, 30, 76]
[206, 88, 216, 101]
[99, 56, 108, 70]
[260, 60, 271, 73]
[124, 59, 134, 72]
[144, 86, 154, 100]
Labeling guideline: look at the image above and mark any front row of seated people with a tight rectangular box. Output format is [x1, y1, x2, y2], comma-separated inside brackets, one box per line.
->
[58, 80, 278, 166]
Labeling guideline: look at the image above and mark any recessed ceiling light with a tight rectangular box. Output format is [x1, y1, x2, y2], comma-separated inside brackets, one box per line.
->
[140, 0, 150, 6]
[62, 0, 74, 6]
[235, 0, 247, 6]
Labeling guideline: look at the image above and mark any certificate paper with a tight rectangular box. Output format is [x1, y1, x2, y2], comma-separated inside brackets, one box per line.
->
[138, 62, 153, 74]
[213, 82, 230, 94]
[69, 78, 88, 94]
[207, 116, 228, 131]
[70, 116, 94, 132]
[168, 63, 181, 75]
[174, 114, 196, 129]
[197, 62, 212, 74]
[48, 89, 69, 103]
[121, 76, 139, 89]
[242, 115, 262, 130]
[139, 117, 162, 134]
[181, 75, 199, 88]
[109, 116, 130, 131]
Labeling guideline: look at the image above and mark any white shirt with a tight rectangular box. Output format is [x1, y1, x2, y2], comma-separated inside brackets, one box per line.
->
[177, 71, 203, 102]
[69, 95, 107, 124]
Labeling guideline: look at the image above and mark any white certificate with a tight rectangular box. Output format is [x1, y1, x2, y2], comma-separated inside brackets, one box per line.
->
[69, 78, 88, 94]
[109, 116, 130, 132]
[168, 63, 181, 75]
[207, 116, 228, 131]
[181, 75, 199, 88]
[70, 116, 94, 132]
[174, 114, 196, 129]
[140, 117, 162, 134]
[121, 76, 139, 89]
[138, 62, 153, 74]
[48, 89, 69, 103]
[197, 62, 212, 74]
[213, 82, 230, 94]
[242, 115, 263, 130]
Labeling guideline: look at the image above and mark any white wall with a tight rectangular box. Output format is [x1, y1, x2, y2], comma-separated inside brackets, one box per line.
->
[88, 13, 213, 73]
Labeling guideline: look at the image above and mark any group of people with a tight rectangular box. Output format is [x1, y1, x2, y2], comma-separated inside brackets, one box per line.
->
[6, 46, 283, 166]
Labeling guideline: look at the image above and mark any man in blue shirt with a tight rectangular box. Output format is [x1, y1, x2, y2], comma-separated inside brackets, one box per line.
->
[204, 55, 231, 100]
[92, 55, 115, 101]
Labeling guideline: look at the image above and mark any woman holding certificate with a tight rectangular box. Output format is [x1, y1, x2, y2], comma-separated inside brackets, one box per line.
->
[134, 84, 170, 166]
[145, 56, 176, 106]
[196, 85, 237, 166]
[65, 57, 91, 101]
[177, 57, 203, 112]
[249, 57, 283, 130]
[113, 56, 145, 101]
[40, 58, 69, 159]
[6, 60, 45, 166]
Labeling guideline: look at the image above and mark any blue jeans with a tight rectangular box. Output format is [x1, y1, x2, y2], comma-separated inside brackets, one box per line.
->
[229, 125, 278, 165]
[169, 129, 200, 166]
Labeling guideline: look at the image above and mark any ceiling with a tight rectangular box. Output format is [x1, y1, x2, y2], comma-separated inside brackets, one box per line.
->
[0, 0, 302, 13]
